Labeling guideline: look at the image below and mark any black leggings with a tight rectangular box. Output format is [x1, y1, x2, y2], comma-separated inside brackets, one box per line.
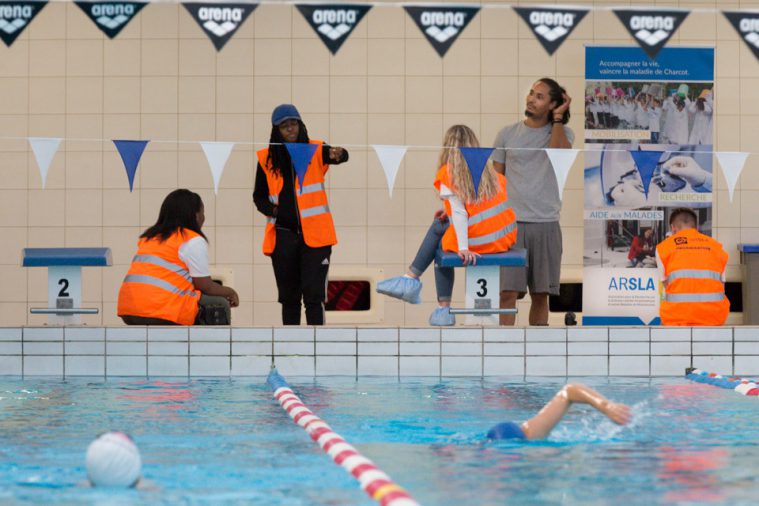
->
[271, 228, 332, 325]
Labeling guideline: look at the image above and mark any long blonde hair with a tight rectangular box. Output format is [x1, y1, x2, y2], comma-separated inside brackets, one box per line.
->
[438, 125, 498, 204]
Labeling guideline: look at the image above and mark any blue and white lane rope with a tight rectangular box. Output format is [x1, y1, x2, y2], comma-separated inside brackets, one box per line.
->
[266, 367, 420, 506]
[685, 367, 759, 396]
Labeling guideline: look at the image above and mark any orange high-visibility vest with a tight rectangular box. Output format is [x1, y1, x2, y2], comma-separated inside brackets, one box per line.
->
[434, 165, 517, 254]
[256, 140, 337, 255]
[117, 229, 202, 325]
[656, 228, 729, 326]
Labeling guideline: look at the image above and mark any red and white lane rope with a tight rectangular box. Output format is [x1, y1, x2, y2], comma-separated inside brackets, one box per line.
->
[267, 367, 420, 506]
[686, 367, 759, 396]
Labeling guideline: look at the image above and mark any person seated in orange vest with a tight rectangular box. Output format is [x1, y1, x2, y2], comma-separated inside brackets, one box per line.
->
[253, 104, 349, 326]
[118, 189, 239, 325]
[377, 125, 517, 325]
[656, 208, 729, 326]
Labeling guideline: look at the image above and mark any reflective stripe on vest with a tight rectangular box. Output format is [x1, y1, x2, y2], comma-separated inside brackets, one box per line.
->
[469, 221, 518, 247]
[300, 204, 330, 219]
[269, 195, 279, 204]
[300, 182, 325, 195]
[664, 269, 722, 284]
[123, 274, 199, 298]
[663, 292, 725, 303]
[468, 200, 510, 227]
[132, 254, 192, 283]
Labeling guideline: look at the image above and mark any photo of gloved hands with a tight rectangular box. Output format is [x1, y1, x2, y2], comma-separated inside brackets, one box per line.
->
[654, 155, 711, 192]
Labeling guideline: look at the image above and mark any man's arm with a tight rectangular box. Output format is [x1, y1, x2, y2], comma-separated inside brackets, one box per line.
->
[549, 91, 573, 149]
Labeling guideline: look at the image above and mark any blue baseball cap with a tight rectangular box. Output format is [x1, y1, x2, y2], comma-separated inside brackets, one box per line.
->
[271, 104, 301, 126]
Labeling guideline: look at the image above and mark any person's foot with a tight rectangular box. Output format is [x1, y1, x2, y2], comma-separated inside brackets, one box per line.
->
[429, 306, 455, 326]
[376, 276, 422, 304]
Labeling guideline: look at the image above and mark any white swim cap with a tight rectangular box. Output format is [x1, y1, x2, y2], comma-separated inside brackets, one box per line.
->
[86, 432, 142, 487]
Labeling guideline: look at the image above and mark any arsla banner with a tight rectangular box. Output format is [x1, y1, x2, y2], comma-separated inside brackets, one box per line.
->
[0, 0, 47, 47]
[296, 4, 371, 55]
[182, 2, 258, 51]
[75, 1, 146, 39]
[613, 8, 689, 59]
[513, 6, 589, 56]
[723, 12, 759, 62]
[404, 5, 479, 57]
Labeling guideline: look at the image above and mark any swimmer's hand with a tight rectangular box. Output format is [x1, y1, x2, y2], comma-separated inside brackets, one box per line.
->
[458, 249, 480, 266]
[600, 401, 632, 426]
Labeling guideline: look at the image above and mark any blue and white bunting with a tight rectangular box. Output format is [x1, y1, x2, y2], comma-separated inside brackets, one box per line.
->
[113, 139, 149, 192]
[545, 148, 579, 201]
[459, 147, 494, 196]
[200, 141, 234, 194]
[372, 144, 407, 198]
[285, 142, 319, 192]
[715, 151, 749, 203]
[28, 137, 61, 189]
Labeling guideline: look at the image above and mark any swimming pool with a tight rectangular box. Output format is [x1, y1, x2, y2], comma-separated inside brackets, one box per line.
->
[2, 376, 759, 505]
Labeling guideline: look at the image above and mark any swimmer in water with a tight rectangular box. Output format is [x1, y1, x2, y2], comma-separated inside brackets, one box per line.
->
[487, 383, 632, 440]
[85, 432, 142, 488]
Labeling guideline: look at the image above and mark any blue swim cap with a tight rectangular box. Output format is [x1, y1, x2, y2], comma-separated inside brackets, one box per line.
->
[487, 421, 526, 440]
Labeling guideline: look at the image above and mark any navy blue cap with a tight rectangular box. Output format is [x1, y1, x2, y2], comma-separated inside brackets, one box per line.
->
[271, 104, 301, 126]
[487, 421, 526, 440]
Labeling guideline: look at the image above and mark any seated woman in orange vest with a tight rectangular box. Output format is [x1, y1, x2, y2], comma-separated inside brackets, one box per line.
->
[656, 208, 729, 326]
[377, 125, 517, 325]
[118, 189, 239, 325]
[253, 104, 349, 326]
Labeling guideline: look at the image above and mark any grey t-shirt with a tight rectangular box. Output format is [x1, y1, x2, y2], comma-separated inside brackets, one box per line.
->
[492, 121, 575, 222]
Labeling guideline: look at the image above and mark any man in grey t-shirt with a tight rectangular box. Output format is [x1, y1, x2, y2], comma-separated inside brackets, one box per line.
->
[492, 78, 574, 326]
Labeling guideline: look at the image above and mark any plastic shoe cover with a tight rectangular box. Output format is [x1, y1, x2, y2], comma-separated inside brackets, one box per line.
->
[429, 306, 455, 326]
[376, 276, 422, 304]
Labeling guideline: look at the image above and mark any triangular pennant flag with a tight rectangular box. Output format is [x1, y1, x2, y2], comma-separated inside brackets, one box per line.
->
[113, 140, 149, 192]
[404, 5, 479, 57]
[74, 1, 146, 39]
[629, 150, 663, 197]
[715, 152, 749, 203]
[723, 12, 759, 62]
[181, 2, 258, 51]
[372, 145, 407, 199]
[284, 143, 319, 192]
[545, 149, 579, 201]
[28, 137, 61, 189]
[513, 6, 589, 56]
[613, 8, 689, 59]
[200, 141, 234, 194]
[296, 4, 371, 55]
[459, 147, 494, 196]
[0, 0, 48, 47]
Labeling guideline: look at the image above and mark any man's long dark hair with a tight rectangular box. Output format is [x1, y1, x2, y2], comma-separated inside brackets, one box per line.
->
[538, 77, 570, 125]
[141, 189, 207, 242]
[266, 120, 310, 177]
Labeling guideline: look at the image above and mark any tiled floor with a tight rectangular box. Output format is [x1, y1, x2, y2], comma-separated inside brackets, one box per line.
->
[0, 326, 754, 378]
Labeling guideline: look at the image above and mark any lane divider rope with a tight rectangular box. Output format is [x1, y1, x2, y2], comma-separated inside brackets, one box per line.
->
[266, 366, 420, 506]
[685, 367, 759, 396]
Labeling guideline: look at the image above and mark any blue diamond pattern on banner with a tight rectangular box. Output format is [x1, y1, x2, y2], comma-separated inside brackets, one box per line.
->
[459, 146, 494, 195]
[285, 143, 319, 192]
[629, 150, 664, 197]
[113, 140, 149, 192]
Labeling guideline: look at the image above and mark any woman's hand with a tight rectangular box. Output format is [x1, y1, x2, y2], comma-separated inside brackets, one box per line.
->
[458, 249, 480, 266]
[329, 146, 345, 162]
[226, 289, 240, 308]
[600, 401, 632, 426]
[434, 208, 448, 222]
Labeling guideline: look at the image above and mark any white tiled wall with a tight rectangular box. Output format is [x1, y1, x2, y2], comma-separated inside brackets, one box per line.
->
[1, 326, 758, 378]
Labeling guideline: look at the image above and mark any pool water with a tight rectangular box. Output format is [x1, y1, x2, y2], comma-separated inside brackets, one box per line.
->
[2, 376, 759, 505]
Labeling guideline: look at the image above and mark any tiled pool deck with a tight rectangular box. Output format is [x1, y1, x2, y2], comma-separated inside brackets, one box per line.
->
[0, 326, 755, 378]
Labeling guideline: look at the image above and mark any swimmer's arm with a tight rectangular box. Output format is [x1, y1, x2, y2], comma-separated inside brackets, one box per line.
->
[562, 384, 632, 426]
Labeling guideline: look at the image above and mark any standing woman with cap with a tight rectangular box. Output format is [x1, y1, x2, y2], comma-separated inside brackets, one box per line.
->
[253, 104, 349, 325]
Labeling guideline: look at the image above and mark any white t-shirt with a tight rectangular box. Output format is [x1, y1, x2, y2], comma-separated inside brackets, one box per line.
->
[178, 236, 210, 277]
[439, 182, 469, 250]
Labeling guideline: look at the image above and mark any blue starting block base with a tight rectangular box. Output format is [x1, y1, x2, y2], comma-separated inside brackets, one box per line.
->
[435, 248, 528, 325]
[22, 248, 113, 325]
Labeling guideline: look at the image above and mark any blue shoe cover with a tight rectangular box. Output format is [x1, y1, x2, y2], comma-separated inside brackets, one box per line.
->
[429, 306, 455, 326]
[376, 276, 422, 304]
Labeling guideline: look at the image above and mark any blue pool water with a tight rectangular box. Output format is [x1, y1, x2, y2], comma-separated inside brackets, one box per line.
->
[2, 376, 759, 505]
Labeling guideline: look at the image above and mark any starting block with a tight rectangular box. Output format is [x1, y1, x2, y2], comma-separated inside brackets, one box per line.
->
[435, 248, 528, 325]
[22, 248, 112, 325]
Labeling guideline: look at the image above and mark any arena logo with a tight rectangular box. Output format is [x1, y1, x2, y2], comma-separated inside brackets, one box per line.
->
[0, 1, 46, 47]
[296, 4, 371, 55]
[182, 2, 258, 51]
[75, 2, 146, 39]
[513, 7, 589, 56]
[613, 9, 689, 59]
[404, 5, 479, 57]
[723, 12, 759, 61]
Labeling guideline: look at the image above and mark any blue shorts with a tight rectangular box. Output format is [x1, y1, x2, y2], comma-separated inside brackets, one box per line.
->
[487, 421, 526, 440]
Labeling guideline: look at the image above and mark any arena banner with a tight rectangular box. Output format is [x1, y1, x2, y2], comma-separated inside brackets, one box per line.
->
[612, 8, 689, 60]
[182, 2, 258, 51]
[583, 46, 714, 325]
[0, 0, 47, 47]
[75, 1, 146, 39]
[296, 4, 371, 55]
[513, 6, 589, 56]
[404, 5, 479, 57]
[723, 11, 759, 62]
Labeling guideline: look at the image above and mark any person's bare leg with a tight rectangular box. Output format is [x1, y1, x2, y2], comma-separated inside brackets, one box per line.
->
[500, 290, 518, 325]
[521, 384, 632, 440]
[529, 293, 549, 326]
